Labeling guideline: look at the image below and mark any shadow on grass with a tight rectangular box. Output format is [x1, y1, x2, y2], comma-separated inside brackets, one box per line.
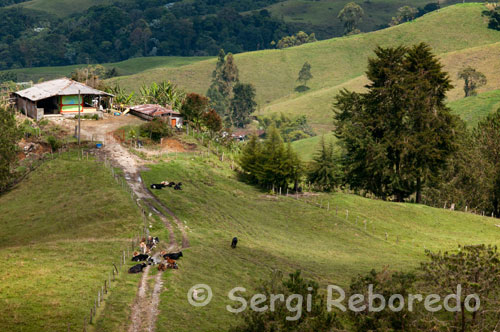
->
[295, 85, 310, 93]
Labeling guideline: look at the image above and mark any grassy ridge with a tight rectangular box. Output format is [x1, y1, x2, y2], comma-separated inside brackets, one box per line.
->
[448, 89, 500, 126]
[2, 56, 211, 83]
[0, 154, 152, 332]
[11, 0, 116, 17]
[141, 154, 500, 332]
[109, 4, 500, 132]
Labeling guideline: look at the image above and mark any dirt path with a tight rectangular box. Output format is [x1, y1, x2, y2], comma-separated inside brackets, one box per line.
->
[72, 116, 188, 332]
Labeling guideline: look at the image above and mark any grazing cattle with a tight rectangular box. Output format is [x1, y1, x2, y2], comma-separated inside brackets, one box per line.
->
[128, 263, 147, 274]
[153, 237, 160, 245]
[158, 263, 167, 271]
[147, 256, 161, 265]
[231, 237, 238, 249]
[166, 257, 176, 265]
[163, 251, 183, 260]
[174, 183, 182, 190]
[151, 183, 166, 189]
[132, 254, 149, 262]
[167, 261, 178, 269]
[139, 242, 147, 254]
[166, 182, 174, 187]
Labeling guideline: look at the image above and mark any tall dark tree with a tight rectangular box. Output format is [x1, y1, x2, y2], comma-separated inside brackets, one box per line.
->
[207, 50, 240, 121]
[238, 127, 302, 191]
[230, 83, 257, 128]
[0, 107, 22, 192]
[334, 43, 458, 202]
[308, 136, 340, 192]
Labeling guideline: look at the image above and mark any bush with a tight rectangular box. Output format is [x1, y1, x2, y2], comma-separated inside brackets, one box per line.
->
[139, 119, 173, 141]
[47, 136, 62, 152]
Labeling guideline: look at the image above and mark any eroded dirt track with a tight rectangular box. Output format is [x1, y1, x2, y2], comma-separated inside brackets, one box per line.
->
[73, 116, 188, 332]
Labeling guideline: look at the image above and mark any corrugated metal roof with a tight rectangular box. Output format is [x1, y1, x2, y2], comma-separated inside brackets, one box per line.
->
[14, 78, 113, 102]
[130, 104, 181, 117]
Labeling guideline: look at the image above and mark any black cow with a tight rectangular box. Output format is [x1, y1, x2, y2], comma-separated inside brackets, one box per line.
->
[231, 237, 238, 249]
[174, 182, 182, 190]
[163, 251, 183, 260]
[128, 263, 147, 274]
[132, 254, 149, 262]
[153, 237, 160, 245]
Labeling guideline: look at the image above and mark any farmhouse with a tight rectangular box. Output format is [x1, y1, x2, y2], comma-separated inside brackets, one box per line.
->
[11, 78, 113, 120]
[129, 104, 183, 128]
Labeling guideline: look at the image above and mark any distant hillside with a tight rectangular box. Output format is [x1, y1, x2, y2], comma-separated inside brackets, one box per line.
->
[449, 89, 500, 127]
[109, 4, 500, 132]
[0, 56, 211, 82]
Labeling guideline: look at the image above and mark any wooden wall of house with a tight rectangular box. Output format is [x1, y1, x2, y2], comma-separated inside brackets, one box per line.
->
[17, 97, 42, 121]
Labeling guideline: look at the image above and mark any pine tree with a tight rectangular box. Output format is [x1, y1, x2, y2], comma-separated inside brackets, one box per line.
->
[238, 127, 302, 190]
[230, 83, 256, 128]
[308, 136, 340, 192]
[334, 43, 458, 202]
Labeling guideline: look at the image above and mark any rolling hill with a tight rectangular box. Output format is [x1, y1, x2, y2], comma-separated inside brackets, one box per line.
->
[108, 3, 500, 133]
[139, 152, 500, 332]
[1, 56, 211, 83]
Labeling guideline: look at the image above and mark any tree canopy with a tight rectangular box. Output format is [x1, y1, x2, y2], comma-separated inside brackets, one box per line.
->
[334, 43, 458, 202]
[458, 66, 487, 97]
[338, 2, 364, 35]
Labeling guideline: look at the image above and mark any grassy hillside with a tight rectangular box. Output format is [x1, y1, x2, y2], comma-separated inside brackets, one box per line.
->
[109, 4, 500, 132]
[140, 153, 500, 332]
[263, 0, 462, 38]
[2, 56, 211, 83]
[0, 153, 152, 332]
[449, 89, 500, 126]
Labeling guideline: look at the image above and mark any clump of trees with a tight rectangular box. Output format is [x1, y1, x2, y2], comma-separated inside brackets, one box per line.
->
[274, 31, 317, 49]
[207, 49, 257, 128]
[390, 6, 418, 26]
[180, 93, 223, 136]
[0, 107, 22, 192]
[425, 109, 500, 216]
[258, 113, 315, 142]
[238, 127, 302, 191]
[338, 2, 364, 35]
[333, 43, 458, 202]
[458, 66, 487, 97]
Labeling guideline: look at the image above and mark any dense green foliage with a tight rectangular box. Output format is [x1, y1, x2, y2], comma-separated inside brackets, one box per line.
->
[139, 118, 173, 141]
[239, 127, 302, 190]
[139, 81, 185, 110]
[181, 93, 209, 129]
[307, 137, 340, 192]
[275, 31, 316, 49]
[258, 113, 315, 142]
[0, 107, 21, 191]
[230, 83, 257, 128]
[334, 43, 458, 202]
[425, 109, 500, 216]
[229, 270, 341, 332]
[0, 2, 292, 70]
